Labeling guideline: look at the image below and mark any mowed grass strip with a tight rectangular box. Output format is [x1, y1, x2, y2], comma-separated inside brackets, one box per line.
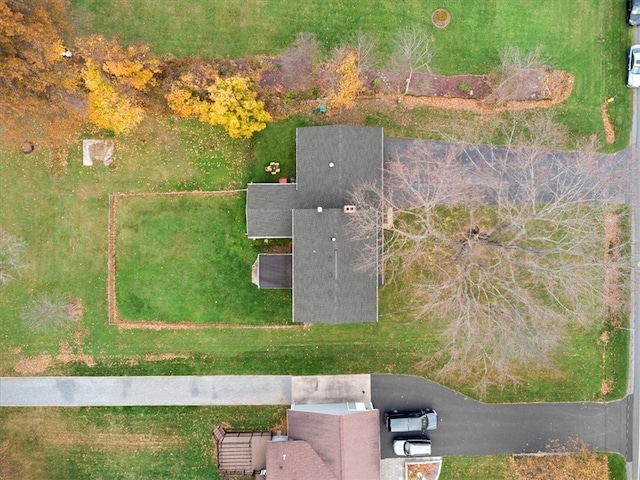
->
[115, 193, 291, 324]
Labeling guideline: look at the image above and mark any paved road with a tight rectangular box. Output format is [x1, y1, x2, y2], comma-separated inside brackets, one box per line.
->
[630, 32, 640, 478]
[628, 23, 640, 480]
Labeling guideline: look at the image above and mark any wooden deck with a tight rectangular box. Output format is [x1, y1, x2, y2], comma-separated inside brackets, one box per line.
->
[213, 425, 271, 476]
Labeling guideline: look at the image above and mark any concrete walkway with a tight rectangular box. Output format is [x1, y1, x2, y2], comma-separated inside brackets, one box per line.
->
[0, 374, 372, 407]
[0, 376, 293, 407]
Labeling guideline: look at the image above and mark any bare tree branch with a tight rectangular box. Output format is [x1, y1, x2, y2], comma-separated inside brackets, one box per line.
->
[391, 25, 435, 95]
[346, 30, 378, 71]
[0, 228, 27, 286]
[486, 46, 550, 105]
[347, 123, 628, 396]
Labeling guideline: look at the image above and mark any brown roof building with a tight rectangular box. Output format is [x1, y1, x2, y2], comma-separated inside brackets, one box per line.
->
[264, 403, 380, 480]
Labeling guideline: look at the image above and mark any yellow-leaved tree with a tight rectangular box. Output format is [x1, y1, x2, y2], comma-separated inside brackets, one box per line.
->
[327, 47, 363, 110]
[81, 59, 144, 134]
[167, 73, 270, 139]
[76, 35, 159, 134]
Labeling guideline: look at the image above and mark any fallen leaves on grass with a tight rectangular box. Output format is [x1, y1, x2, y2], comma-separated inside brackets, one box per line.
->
[600, 100, 615, 144]
[56, 342, 96, 367]
[13, 354, 52, 375]
[510, 438, 609, 480]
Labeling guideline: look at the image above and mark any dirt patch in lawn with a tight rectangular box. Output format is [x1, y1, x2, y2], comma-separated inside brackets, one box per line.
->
[56, 342, 96, 367]
[601, 100, 616, 144]
[376, 69, 574, 114]
[13, 354, 53, 375]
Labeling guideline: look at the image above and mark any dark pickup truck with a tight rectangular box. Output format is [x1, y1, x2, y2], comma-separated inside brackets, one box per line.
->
[385, 408, 438, 433]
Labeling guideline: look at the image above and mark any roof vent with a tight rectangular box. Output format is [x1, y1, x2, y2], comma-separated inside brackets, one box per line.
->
[343, 205, 356, 213]
[317, 206, 323, 213]
[329, 162, 335, 168]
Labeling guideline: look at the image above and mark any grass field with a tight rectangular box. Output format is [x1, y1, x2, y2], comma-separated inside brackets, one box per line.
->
[71, 0, 633, 150]
[0, 406, 286, 479]
[114, 193, 291, 324]
[0, 406, 626, 480]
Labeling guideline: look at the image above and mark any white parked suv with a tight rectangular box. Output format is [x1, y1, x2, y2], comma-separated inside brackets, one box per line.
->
[392, 437, 432, 456]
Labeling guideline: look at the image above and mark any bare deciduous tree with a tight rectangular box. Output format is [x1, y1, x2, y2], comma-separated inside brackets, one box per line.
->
[390, 25, 435, 95]
[487, 45, 550, 105]
[347, 30, 378, 71]
[348, 129, 627, 395]
[0, 228, 27, 286]
[21, 293, 81, 331]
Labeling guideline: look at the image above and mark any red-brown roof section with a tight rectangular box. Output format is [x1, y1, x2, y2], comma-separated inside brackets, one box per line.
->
[266, 440, 337, 480]
[266, 408, 380, 480]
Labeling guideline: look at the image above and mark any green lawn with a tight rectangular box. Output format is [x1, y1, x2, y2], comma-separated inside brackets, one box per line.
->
[72, 0, 633, 150]
[115, 193, 291, 324]
[439, 455, 516, 480]
[0, 406, 286, 479]
[439, 453, 627, 480]
[0, 116, 628, 475]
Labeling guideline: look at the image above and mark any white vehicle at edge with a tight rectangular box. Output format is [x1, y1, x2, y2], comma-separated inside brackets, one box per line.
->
[627, 45, 640, 88]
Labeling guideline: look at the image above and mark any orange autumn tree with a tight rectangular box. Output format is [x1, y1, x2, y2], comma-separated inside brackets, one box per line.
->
[0, 0, 71, 107]
[76, 35, 160, 134]
[167, 71, 270, 139]
[0, 0, 81, 145]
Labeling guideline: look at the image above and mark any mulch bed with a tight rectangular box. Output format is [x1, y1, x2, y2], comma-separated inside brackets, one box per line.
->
[362, 69, 493, 100]
[236, 47, 575, 119]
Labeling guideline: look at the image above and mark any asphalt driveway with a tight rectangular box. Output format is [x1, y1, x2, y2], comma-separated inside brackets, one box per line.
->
[372, 374, 632, 460]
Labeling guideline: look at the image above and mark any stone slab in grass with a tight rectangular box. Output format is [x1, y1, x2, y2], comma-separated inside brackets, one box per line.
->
[82, 139, 114, 166]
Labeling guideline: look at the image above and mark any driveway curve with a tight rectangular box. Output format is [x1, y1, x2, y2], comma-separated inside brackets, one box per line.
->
[372, 374, 632, 460]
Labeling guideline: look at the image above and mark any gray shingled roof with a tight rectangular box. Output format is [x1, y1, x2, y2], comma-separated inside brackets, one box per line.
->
[246, 183, 298, 238]
[245, 125, 383, 324]
[292, 209, 377, 324]
[255, 254, 292, 289]
[295, 125, 384, 208]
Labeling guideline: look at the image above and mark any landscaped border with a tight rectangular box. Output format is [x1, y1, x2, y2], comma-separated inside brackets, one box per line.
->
[107, 190, 298, 330]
